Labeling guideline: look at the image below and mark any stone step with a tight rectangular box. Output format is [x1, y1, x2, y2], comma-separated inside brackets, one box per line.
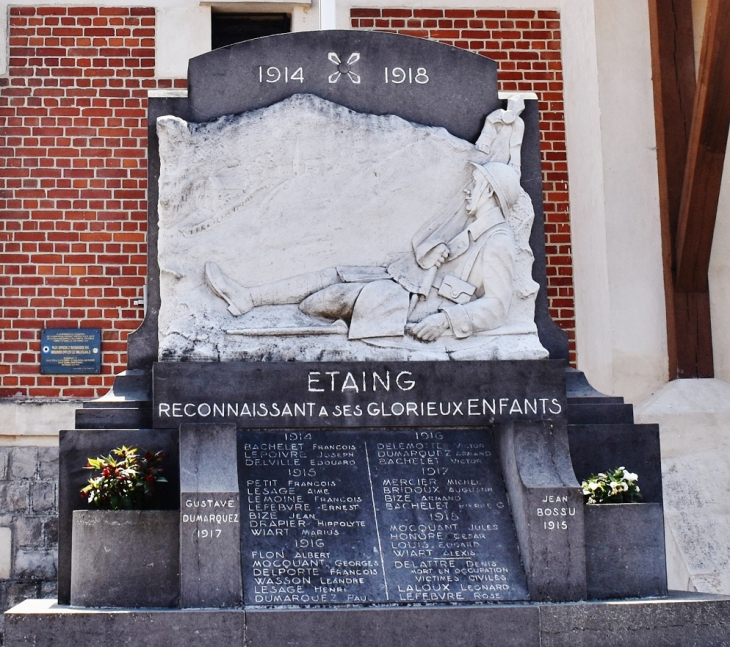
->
[6, 593, 730, 647]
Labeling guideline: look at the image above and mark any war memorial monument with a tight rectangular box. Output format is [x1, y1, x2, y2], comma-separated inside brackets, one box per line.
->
[4, 30, 730, 647]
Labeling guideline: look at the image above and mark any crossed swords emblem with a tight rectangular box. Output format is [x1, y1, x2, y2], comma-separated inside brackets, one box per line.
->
[327, 52, 361, 84]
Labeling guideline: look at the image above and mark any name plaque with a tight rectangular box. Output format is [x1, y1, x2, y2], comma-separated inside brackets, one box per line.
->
[153, 360, 566, 429]
[240, 427, 528, 605]
[40, 328, 101, 374]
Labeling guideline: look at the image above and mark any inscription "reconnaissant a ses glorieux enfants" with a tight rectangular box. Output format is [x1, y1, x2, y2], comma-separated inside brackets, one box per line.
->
[157, 397, 563, 421]
[153, 363, 567, 428]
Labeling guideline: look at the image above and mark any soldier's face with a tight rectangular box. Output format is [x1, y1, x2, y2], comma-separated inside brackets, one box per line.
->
[465, 170, 492, 215]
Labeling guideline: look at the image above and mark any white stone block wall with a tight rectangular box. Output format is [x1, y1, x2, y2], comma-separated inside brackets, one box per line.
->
[0, 447, 59, 645]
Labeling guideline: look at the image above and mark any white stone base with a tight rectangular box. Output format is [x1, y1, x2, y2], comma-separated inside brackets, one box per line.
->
[635, 379, 730, 594]
[0, 401, 78, 445]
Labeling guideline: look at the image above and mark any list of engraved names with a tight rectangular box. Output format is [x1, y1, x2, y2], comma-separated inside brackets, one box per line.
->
[239, 428, 528, 605]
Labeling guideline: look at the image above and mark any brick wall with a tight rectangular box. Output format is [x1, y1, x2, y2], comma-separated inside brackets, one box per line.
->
[351, 8, 575, 361]
[0, 6, 185, 399]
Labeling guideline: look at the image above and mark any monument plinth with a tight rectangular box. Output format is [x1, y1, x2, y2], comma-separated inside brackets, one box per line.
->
[6, 30, 730, 647]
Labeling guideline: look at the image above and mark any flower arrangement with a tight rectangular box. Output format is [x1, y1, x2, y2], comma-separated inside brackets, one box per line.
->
[80, 445, 167, 510]
[581, 466, 642, 505]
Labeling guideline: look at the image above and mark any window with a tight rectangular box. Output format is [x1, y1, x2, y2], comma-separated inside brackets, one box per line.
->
[211, 12, 291, 49]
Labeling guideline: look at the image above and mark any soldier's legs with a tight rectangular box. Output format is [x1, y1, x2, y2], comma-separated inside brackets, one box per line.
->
[300, 283, 364, 320]
[250, 268, 341, 307]
[205, 263, 341, 316]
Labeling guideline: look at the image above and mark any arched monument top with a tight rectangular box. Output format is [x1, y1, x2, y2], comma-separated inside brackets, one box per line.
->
[187, 30, 500, 142]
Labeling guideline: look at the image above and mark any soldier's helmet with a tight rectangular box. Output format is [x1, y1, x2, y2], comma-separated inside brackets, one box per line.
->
[470, 162, 522, 213]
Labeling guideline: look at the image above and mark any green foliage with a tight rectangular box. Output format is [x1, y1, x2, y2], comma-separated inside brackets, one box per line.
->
[581, 466, 642, 505]
[80, 446, 167, 510]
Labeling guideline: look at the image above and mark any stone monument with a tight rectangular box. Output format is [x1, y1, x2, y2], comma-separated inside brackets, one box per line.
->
[5, 30, 730, 647]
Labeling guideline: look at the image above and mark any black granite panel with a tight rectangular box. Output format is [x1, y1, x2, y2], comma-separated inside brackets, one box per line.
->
[520, 101, 569, 360]
[57, 429, 179, 605]
[239, 427, 527, 605]
[75, 406, 152, 430]
[584, 503, 667, 599]
[566, 402, 635, 425]
[153, 360, 566, 429]
[568, 423, 663, 504]
[70, 510, 179, 608]
[369, 427, 528, 603]
[187, 31, 499, 142]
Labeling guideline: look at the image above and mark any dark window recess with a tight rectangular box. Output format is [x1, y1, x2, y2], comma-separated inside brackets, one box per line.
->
[211, 13, 291, 49]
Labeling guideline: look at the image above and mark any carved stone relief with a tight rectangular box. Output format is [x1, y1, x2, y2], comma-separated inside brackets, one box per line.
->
[157, 94, 547, 361]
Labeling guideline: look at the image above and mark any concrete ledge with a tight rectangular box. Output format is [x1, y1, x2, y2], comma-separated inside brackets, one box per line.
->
[4, 600, 244, 646]
[539, 592, 730, 647]
[0, 401, 80, 446]
[5, 593, 730, 647]
[245, 604, 538, 647]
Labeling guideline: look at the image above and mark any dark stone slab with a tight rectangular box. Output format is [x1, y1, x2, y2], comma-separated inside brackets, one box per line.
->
[496, 421, 586, 601]
[70, 510, 179, 608]
[7, 593, 730, 647]
[83, 400, 149, 410]
[367, 428, 527, 604]
[153, 361, 567, 429]
[565, 369, 624, 403]
[57, 429, 180, 605]
[82, 370, 152, 403]
[244, 604, 540, 647]
[75, 406, 152, 429]
[180, 423, 243, 608]
[187, 30, 499, 142]
[520, 101, 569, 361]
[240, 427, 527, 605]
[568, 423, 663, 504]
[566, 402, 635, 425]
[584, 503, 667, 599]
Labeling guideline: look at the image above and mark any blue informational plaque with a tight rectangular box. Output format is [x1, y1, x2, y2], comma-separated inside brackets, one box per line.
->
[40, 328, 101, 374]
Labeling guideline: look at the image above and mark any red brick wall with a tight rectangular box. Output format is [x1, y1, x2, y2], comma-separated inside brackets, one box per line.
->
[0, 6, 185, 398]
[351, 8, 575, 361]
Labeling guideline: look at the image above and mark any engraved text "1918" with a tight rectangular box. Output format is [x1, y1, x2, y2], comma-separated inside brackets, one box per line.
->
[385, 67, 429, 84]
[256, 66, 430, 85]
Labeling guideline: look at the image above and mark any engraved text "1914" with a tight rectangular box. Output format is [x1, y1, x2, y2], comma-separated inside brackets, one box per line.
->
[256, 66, 430, 85]
[259, 66, 304, 84]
